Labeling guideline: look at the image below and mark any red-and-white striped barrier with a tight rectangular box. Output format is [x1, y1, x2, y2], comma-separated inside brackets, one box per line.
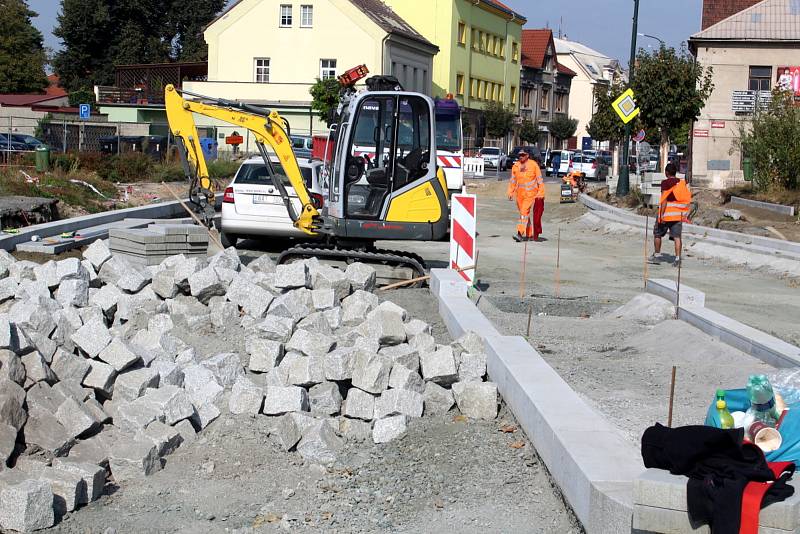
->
[449, 193, 477, 284]
[437, 155, 462, 169]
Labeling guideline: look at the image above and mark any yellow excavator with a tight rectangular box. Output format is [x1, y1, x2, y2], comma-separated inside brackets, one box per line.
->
[164, 67, 449, 279]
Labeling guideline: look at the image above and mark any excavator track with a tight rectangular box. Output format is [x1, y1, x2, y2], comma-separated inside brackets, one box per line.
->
[277, 244, 427, 287]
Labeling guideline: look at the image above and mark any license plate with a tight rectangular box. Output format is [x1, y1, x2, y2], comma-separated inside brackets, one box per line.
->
[252, 195, 279, 204]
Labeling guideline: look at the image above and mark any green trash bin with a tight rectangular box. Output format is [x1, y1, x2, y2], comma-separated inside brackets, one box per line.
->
[35, 146, 50, 172]
[743, 157, 753, 181]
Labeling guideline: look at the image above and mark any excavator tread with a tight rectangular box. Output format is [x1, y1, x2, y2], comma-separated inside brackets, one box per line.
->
[277, 244, 427, 285]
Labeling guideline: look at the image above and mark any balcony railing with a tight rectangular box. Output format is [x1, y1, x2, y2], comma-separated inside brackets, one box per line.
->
[97, 86, 165, 105]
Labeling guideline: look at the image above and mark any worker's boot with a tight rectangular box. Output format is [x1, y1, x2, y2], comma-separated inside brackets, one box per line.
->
[513, 233, 525, 242]
[648, 253, 662, 264]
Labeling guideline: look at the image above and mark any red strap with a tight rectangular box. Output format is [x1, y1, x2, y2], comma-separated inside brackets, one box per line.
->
[740, 462, 795, 534]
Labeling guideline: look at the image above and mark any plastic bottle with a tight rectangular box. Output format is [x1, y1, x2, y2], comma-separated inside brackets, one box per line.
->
[716, 399, 735, 429]
[746, 374, 780, 426]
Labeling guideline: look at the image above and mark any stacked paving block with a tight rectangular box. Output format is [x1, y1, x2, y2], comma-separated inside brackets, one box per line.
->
[109, 225, 208, 266]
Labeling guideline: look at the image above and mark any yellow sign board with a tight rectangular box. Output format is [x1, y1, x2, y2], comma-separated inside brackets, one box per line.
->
[612, 88, 640, 124]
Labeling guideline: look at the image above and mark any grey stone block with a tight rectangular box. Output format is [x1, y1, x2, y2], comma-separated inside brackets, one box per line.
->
[0, 389, 26, 432]
[38, 465, 84, 517]
[423, 382, 455, 415]
[409, 332, 436, 353]
[248, 254, 277, 274]
[404, 319, 431, 339]
[274, 262, 310, 290]
[113, 368, 160, 402]
[311, 288, 337, 311]
[8, 260, 37, 283]
[139, 420, 183, 457]
[226, 277, 274, 318]
[252, 315, 294, 343]
[420, 346, 458, 386]
[33, 260, 59, 289]
[147, 313, 174, 335]
[308, 382, 343, 416]
[97, 337, 140, 372]
[0, 278, 17, 304]
[172, 256, 204, 291]
[262, 386, 309, 415]
[0, 479, 55, 532]
[356, 309, 406, 346]
[452, 381, 497, 420]
[208, 248, 241, 272]
[458, 352, 487, 382]
[286, 355, 325, 387]
[208, 297, 238, 330]
[173, 420, 197, 447]
[310, 265, 350, 301]
[24, 411, 74, 456]
[296, 418, 343, 465]
[77, 305, 105, 327]
[81, 259, 99, 287]
[341, 290, 379, 327]
[286, 329, 335, 357]
[380, 344, 420, 373]
[174, 347, 198, 368]
[108, 439, 161, 482]
[83, 239, 112, 270]
[351, 351, 392, 394]
[0, 349, 26, 385]
[345, 263, 376, 292]
[296, 312, 333, 336]
[341, 388, 376, 421]
[267, 289, 312, 322]
[128, 329, 169, 366]
[200, 352, 243, 388]
[24, 382, 63, 420]
[338, 417, 372, 441]
[190, 401, 220, 430]
[55, 397, 99, 438]
[82, 398, 111, 425]
[55, 278, 90, 307]
[322, 307, 342, 330]
[139, 386, 194, 425]
[88, 284, 122, 319]
[189, 266, 227, 304]
[51, 458, 106, 504]
[269, 414, 301, 451]
[388, 364, 425, 394]
[372, 415, 407, 444]
[82, 359, 117, 397]
[115, 396, 165, 434]
[0, 422, 15, 467]
[182, 364, 224, 407]
[246, 338, 284, 372]
[374, 388, 424, 419]
[10, 299, 56, 336]
[324, 347, 355, 381]
[151, 268, 178, 299]
[228, 377, 264, 415]
[149, 359, 184, 387]
[71, 319, 112, 358]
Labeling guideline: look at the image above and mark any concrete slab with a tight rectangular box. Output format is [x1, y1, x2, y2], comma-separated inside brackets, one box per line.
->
[646, 279, 705, 308]
[731, 196, 795, 217]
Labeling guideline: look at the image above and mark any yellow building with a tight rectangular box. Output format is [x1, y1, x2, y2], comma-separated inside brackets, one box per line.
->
[384, 0, 526, 115]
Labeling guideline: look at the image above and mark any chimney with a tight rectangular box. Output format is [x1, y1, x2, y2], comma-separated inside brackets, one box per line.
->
[702, 0, 763, 29]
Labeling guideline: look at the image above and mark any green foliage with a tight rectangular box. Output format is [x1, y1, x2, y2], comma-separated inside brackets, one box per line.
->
[518, 119, 539, 144]
[735, 90, 800, 191]
[68, 88, 96, 109]
[309, 78, 342, 125]
[587, 82, 632, 143]
[483, 101, 515, 139]
[34, 113, 52, 139]
[53, 0, 225, 91]
[207, 159, 240, 180]
[549, 115, 578, 141]
[631, 45, 713, 147]
[96, 152, 154, 182]
[0, 0, 49, 93]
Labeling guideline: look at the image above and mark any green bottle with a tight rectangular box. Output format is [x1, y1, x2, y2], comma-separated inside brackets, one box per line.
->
[717, 399, 735, 429]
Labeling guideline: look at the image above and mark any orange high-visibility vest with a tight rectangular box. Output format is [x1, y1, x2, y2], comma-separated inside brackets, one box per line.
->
[508, 160, 543, 199]
[658, 180, 692, 223]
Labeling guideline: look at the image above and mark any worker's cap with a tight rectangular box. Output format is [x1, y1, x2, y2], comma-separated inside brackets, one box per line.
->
[518, 149, 529, 156]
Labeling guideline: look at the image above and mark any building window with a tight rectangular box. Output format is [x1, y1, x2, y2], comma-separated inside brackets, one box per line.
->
[254, 58, 270, 83]
[555, 93, 566, 112]
[512, 42, 519, 62]
[522, 88, 532, 108]
[471, 29, 478, 50]
[470, 78, 476, 98]
[511, 85, 517, 105]
[748, 66, 772, 91]
[456, 73, 465, 96]
[458, 22, 467, 46]
[540, 88, 549, 110]
[280, 4, 292, 27]
[300, 5, 313, 27]
[320, 59, 337, 80]
[499, 39, 505, 58]
[489, 35, 496, 56]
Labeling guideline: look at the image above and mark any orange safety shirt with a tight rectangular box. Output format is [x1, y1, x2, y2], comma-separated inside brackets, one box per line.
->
[508, 160, 544, 199]
[658, 179, 692, 223]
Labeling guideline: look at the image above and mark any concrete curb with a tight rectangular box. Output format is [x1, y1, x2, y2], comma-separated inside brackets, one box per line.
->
[1, 195, 222, 252]
[644, 279, 800, 367]
[731, 195, 796, 217]
[430, 269, 644, 534]
[578, 193, 800, 258]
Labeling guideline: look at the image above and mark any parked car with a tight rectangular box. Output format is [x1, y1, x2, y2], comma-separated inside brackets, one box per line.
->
[0, 133, 36, 151]
[572, 153, 598, 180]
[478, 147, 508, 170]
[546, 149, 575, 177]
[291, 135, 314, 160]
[507, 146, 543, 167]
[219, 155, 324, 248]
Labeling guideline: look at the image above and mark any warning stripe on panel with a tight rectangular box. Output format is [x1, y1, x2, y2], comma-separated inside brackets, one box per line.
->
[449, 193, 477, 284]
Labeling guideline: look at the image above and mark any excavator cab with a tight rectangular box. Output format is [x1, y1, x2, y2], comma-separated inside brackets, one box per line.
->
[323, 88, 449, 242]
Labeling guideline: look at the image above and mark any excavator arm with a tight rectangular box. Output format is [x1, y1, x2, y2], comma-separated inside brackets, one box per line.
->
[164, 84, 320, 234]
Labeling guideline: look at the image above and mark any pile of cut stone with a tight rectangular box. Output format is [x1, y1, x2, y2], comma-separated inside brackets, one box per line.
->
[0, 238, 498, 532]
[109, 224, 208, 267]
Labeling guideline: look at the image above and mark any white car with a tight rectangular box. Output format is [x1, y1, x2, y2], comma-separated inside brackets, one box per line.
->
[219, 156, 324, 248]
[479, 147, 508, 170]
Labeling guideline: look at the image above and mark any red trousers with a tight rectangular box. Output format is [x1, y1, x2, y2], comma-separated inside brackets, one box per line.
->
[532, 197, 544, 239]
[515, 197, 544, 238]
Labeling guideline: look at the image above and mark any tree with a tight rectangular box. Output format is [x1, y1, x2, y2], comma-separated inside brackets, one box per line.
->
[0, 0, 49, 93]
[549, 115, 578, 146]
[518, 118, 539, 144]
[483, 101, 515, 139]
[631, 45, 713, 172]
[309, 78, 342, 126]
[587, 82, 629, 144]
[734, 90, 800, 191]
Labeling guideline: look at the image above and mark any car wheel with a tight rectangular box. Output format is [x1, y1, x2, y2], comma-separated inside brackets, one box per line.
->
[220, 231, 238, 249]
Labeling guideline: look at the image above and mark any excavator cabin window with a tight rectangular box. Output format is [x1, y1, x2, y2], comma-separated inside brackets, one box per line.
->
[344, 95, 431, 219]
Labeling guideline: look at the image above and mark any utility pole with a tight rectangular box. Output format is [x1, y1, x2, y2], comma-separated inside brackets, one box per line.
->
[617, 0, 640, 197]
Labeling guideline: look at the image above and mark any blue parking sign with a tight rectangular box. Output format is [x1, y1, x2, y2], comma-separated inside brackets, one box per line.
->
[79, 104, 90, 120]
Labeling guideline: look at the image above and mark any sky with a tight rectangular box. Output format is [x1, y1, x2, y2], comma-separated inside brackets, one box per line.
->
[28, 0, 704, 65]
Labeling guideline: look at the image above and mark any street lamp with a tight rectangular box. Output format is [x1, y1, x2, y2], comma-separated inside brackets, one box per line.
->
[638, 33, 665, 47]
[617, 0, 640, 197]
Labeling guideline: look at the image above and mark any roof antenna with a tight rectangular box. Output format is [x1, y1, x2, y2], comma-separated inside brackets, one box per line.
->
[558, 17, 563, 39]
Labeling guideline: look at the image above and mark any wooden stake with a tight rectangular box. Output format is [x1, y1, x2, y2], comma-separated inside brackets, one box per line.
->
[668, 365, 677, 427]
[162, 182, 225, 251]
[526, 304, 533, 337]
[519, 209, 533, 299]
[378, 264, 475, 291]
[643, 215, 649, 289]
[555, 227, 561, 298]
[675, 259, 682, 320]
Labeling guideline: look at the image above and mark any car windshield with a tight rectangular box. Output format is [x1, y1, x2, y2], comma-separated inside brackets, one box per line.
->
[435, 114, 462, 152]
[482, 148, 499, 155]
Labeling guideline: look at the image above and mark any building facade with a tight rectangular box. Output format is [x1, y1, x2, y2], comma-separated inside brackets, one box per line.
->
[689, 0, 800, 187]
[554, 37, 623, 150]
[519, 29, 576, 150]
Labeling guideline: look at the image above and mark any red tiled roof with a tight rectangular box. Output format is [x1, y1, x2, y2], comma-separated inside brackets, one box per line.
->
[45, 74, 67, 97]
[521, 29, 553, 69]
[0, 94, 65, 106]
[485, 0, 527, 21]
[557, 63, 577, 76]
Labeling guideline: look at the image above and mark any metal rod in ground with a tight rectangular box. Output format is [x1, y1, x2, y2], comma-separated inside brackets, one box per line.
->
[526, 304, 533, 337]
[643, 215, 649, 289]
[555, 227, 561, 298]
[668, 365, 677, 427]
[675, 259, 682, 320]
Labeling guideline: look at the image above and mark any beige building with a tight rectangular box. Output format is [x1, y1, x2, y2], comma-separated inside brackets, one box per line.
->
[554, 38, 623, 150]
[689, 0, 800, 187]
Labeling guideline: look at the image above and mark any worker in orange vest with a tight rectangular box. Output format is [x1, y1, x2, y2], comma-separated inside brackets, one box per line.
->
[651, 163, 692, 267]
[507, 149, 545, 241]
